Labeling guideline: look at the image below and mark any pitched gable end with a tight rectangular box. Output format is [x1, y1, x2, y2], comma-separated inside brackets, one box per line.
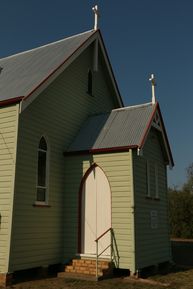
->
[139, 102, 174, 168]
[66, 101, 174, 168]
[0, 30, 123, 110]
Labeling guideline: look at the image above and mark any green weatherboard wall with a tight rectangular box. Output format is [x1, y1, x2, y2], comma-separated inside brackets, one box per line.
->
[9, 43, 119, 272]
[63, 151, 135, 272]
[63, 129, 171, 274]
[0, 38, 171, 275]
[133, 128, 171, 269]
[0, 104, 19, 273]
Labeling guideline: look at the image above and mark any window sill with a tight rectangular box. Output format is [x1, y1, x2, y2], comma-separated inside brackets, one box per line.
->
[146, 196, 153, 200]
[86, 91, 94, 97]
[145, 196, 160, 201]
[33, 203, 51, 208]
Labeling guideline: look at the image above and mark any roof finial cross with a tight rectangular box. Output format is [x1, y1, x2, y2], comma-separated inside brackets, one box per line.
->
[92, 5, 99, 30]
[149, 73, 156, 104]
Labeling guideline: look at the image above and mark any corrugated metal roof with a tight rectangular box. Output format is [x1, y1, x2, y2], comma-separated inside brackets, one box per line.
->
[68, 102, 155, 152]
[0, 30, 94, 101]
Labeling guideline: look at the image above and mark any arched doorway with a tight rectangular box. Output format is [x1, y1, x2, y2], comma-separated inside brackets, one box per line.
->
[81, 165, 111, 257]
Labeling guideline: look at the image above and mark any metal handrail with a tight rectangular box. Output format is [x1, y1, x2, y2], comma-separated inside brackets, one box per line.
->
[97, 244, 111, 258]
[95, 227, 112, 280]
[95, 227, 112, 242]
[95, 227, 120, 279]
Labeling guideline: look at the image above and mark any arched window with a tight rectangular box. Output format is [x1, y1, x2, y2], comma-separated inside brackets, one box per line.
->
[36, 137, 48, 203]
[87, 69, 93, 96]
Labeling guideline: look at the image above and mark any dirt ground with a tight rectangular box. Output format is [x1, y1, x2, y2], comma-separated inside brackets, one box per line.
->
[4, 267, 193, 289]
[3, 277, 166, 289]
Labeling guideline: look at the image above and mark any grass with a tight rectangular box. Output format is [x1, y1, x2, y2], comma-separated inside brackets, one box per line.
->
[6, 266, 193, 289]
[150, 266, 193, 289]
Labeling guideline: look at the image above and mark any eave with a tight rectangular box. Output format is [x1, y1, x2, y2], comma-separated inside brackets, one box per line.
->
[63, 145, 138, 156]
[20, 29, 123, 111]
[0, 96, 23, 108]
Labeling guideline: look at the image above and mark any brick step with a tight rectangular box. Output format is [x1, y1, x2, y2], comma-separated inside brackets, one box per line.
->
[72, 259, 110, 269]
[59, 258, 114, 278]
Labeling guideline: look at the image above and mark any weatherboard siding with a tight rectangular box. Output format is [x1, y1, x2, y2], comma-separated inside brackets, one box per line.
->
[133, 128, 171, 269]
[0, 104, 19, 273]
[63, 151, 135, 271]
[9, 44, 119, 271]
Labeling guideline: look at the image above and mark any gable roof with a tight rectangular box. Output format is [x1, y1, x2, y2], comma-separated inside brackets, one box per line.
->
[67, 102, 174, 167]
[0, 30, 123, 108]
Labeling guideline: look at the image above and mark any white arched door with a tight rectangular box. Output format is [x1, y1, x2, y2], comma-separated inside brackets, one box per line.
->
[81, 166, 111, 257]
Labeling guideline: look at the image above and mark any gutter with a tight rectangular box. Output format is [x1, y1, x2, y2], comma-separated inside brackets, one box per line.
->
[63, 145, 138, 156]
[0, 96, 24, 108]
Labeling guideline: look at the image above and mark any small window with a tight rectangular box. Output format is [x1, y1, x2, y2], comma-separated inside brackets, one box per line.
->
[155, 163, 159, 199]
[146, 160, 159, 199]
[146, 160, 151, 197]
[87, 69, 93, 96]
[36, 137, 48, 203]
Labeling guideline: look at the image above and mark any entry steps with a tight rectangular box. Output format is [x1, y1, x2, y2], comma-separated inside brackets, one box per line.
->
[58, 258, 114, 280]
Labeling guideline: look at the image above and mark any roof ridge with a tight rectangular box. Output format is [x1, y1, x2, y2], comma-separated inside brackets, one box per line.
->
[112, 102, 154, 112]
[0, 29, 94, 61]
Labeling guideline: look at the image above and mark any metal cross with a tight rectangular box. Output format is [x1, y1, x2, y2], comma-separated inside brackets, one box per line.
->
[149, 73, 156, 104]
[92, 5, 99, 30]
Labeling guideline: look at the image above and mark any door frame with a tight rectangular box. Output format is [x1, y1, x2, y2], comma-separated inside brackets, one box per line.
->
[77, 163, 112, 253]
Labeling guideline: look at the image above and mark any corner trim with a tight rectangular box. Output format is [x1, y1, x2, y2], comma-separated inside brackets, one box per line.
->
[130, 150, 136, 274]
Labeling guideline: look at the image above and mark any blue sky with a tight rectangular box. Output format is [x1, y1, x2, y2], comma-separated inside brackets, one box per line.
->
[1, 0, 192, 188]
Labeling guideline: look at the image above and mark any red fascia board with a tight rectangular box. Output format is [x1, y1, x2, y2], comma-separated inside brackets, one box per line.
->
[23, 30, 98, 101]
[63, 145, 138, 156]
[138, 102, 158, 149]
[98, 30, 124, 107]
[90, 145, 137, 153]
[156, 103, 174, 166]
[139, 102, 174, 167]
[0, 96, 23, 107]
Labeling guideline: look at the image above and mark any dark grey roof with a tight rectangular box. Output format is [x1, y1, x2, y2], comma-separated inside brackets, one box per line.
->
[0, 30, 94, 101]
[68, 102, 155, 152]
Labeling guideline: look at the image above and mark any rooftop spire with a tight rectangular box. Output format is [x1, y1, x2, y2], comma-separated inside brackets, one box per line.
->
[149, 73, 156, 104]
[92, 5, 99, 30]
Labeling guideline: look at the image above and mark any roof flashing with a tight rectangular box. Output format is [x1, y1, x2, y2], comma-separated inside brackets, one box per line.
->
[112, 102, 153, 112]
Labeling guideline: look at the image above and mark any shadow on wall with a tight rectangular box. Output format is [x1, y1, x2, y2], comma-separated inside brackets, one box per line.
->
[63, 154, 94, 259]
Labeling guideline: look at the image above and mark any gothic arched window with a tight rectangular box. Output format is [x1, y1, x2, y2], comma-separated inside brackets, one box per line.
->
[87, 69, 93, 96]
[36, 137, 48, 203]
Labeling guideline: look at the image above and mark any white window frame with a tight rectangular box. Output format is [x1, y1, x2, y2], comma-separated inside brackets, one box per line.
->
[35, 136, 49, 205]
